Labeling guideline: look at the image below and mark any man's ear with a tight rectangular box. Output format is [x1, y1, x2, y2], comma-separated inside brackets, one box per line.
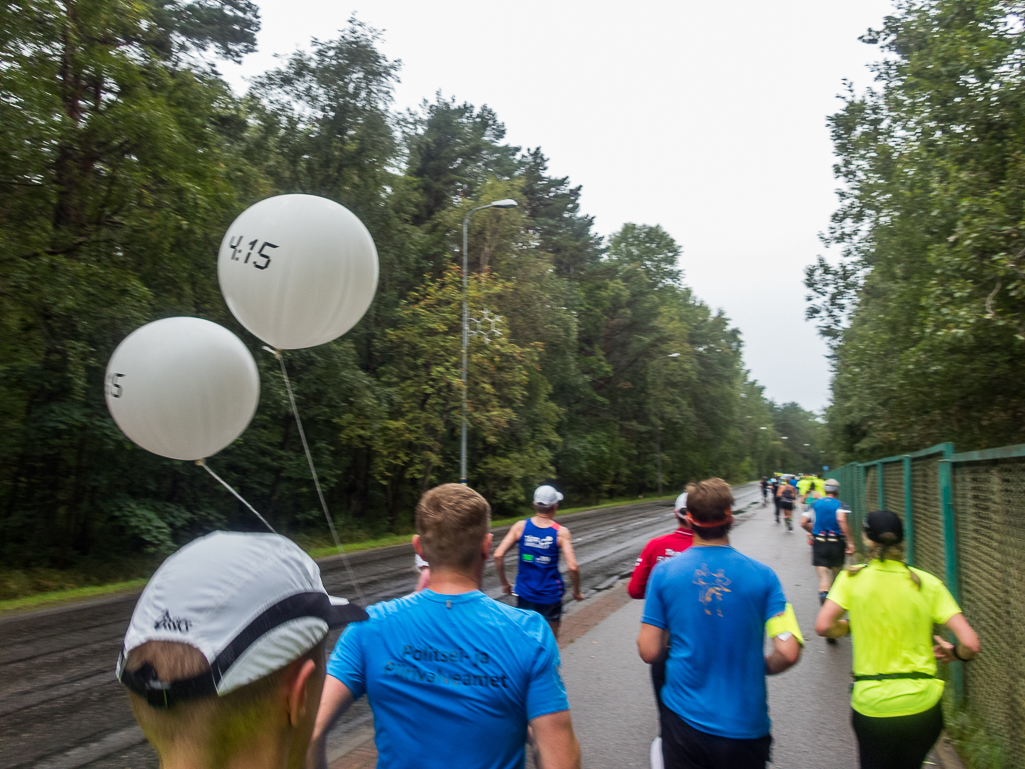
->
[481, 532, 493, 558]
[286, 658, 319, 728]
[412, 534, 423, 558]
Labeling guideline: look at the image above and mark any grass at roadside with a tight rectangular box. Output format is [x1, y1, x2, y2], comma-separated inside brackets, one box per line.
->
[305, 494, 677, 559]
[0, 493, 677, 616]
[0, 578, 150, 616]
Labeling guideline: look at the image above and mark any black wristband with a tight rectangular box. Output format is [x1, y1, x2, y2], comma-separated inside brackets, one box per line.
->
[953, 644, 971, 662]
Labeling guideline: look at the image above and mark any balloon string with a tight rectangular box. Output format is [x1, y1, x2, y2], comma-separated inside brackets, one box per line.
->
[266, 347, 365, 607]
[197, 460, 276, 533]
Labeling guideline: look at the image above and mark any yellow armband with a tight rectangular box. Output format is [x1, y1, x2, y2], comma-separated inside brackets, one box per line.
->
[765, 603, 804, 646]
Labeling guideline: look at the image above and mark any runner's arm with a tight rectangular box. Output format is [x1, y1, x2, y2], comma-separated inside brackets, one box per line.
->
[493, 520, 524, 594]
[637, 622, 669, 664]
[530, 710, 581, 769]
[933, 613, 981, 663]
[800, 510, 814, 533]
[627, 544, 654, 599]
[765, 605, 803, 674]
[766, 633, 801, 674]
[814, 599, 850, 638]
[306, 676, 355, 769]
[559, 527, 583, 601]
[838, 510, 855, 554]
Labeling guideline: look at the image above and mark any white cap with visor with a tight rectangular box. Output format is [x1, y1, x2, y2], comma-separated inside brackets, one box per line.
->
[115, 531, 367, 709]
[533, 485, 564, 506]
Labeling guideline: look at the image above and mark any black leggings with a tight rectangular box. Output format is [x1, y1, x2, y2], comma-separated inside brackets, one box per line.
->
[851, 702, 943, 769]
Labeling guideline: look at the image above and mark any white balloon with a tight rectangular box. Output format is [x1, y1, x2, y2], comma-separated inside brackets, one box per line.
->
[217, 194, 379, 350]
[105, 317, 260, 461]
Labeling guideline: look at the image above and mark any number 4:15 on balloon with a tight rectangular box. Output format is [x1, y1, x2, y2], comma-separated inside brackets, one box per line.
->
[228, 236, 278, 270]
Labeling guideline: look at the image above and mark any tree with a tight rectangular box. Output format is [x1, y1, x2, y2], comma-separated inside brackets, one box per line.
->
[809, 0, 1025, 459]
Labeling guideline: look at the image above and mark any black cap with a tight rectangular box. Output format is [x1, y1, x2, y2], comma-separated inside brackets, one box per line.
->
[864, 510, 903, 544]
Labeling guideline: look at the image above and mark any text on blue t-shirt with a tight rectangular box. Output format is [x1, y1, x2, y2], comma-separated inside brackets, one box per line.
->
[327, 590, 568, 769]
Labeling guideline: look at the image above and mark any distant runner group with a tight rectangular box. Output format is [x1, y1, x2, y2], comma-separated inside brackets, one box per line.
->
[113, 474, 980, 769]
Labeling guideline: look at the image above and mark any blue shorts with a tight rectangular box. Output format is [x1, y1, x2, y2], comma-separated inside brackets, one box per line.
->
[516, 596, 563, 622]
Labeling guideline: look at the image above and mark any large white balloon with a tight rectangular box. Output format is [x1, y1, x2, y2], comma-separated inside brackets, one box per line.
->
[105, 317, 260, 461]
[217, 194, 379, 350]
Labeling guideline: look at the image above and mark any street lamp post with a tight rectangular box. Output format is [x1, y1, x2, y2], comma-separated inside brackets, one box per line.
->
[461, 199, 518, 484]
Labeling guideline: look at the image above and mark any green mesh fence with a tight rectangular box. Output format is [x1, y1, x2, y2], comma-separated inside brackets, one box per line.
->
[865, 465, 878, 517]
[883, 461, 905, 519]
[840, 443, 1025, 765]
[911, 457, 945, 582]
[953, 458, 1025, 763]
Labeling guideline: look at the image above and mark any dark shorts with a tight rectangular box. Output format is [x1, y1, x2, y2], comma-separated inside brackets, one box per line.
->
[778, 500, 794, 511]
[812, 538, 846, 568]
[661, 707, 772, 769]
[852, 702, 943, 769]
[516, 596, 563, 622]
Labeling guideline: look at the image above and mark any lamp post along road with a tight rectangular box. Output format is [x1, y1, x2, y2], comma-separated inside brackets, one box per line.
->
[461, 199, 518, 484]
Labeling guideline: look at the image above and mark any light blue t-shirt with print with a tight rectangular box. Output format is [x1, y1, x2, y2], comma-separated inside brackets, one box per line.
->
[327, 589, 568, 769]
[642, 546, 787, 739]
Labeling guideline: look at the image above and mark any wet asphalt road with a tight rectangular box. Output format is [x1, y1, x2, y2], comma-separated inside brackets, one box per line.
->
[0, 489, 762, 768]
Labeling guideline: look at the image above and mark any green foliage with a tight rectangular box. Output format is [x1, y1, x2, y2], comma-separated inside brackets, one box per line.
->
[0, 13, 788, 576]
[810, 0, 1025, 461]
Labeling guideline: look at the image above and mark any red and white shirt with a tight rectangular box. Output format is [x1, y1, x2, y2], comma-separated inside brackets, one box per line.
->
[627, 528, 695, 599]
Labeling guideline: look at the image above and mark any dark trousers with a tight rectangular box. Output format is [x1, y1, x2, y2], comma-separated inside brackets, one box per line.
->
[661, 706, 772, 769]
[651, 658, 666, 711]
[851, 702, 943, 769]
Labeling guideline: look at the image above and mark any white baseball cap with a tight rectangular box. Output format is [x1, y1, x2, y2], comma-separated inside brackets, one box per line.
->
[824, 479, 840, 491]
[116, 531, 367, 708]
[674, 492, 688, 513]
[533, 485, 564, 506]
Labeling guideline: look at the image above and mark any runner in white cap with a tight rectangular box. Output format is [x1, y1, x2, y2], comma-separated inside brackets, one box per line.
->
[494, 484, 583, 639]
[116, 531, 367, 769]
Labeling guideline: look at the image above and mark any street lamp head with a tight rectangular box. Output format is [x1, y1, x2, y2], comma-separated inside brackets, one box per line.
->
[666, 352, 681, 358]
[489, 199, 518, 209]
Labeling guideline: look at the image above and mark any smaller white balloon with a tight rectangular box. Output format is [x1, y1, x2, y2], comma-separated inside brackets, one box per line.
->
[218, 194, 379, 350]
[105, 317, 260, 461]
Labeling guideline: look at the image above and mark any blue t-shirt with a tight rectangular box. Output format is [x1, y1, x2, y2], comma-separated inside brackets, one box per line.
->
[642, 546, 787, 739]
[327, 589, 569, 769]
[515, 519, 564, 603]
[811, 496, 845, 536]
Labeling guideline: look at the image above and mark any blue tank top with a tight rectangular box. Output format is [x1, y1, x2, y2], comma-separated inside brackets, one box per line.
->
[515, 519, 564, 603]
[812, 497, 844, 536]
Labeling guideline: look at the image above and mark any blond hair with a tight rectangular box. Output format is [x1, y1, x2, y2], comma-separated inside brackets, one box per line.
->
[847, 534, 921, 589]
[416, 484, 491, 570]
[125, 640, 325, 761]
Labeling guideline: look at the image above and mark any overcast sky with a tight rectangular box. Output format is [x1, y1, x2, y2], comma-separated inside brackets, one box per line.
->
[221, 0, 895, 413]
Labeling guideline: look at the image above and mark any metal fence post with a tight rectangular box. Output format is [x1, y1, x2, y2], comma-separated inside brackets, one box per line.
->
[856, 463, 867, 553]
[877, 461, 885, 511]
[938, 454, 963, 702]
[903, 455, 914, 566]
